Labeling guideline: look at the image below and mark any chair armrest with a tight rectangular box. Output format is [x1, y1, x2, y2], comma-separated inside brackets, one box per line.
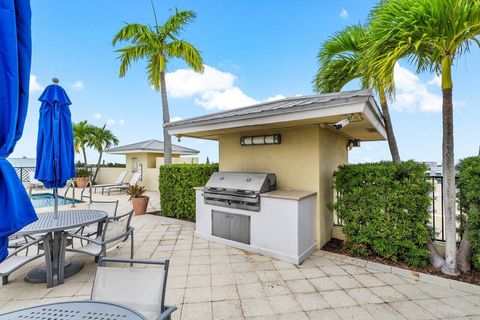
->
[64, 232, 103, 245]
[7, 236, 44, 259]
[155, 306, 177, 320]
[108, 210, 133, 222]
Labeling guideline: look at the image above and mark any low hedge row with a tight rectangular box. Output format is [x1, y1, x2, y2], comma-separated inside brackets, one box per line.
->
[457, 157, 480, 269]
[332, 161, 431, 267]
[159, 164, 218, 220]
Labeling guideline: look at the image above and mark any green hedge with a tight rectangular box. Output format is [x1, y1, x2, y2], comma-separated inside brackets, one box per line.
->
[457, 157, 480, 270]
[159, 164, 219, 220]
[331, 161, 431, 267]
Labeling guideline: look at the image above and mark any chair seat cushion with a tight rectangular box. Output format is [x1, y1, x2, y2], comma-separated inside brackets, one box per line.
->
[75, 242, 102, 256]
[0, 255, 39, 275]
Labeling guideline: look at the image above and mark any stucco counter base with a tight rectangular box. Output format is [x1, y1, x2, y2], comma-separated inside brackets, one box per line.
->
[195, 188, 317, 264]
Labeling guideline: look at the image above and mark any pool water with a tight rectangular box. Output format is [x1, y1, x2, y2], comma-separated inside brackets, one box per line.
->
[31, 193, 81, 208]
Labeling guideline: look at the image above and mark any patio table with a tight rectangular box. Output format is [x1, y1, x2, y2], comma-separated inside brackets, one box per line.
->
[0, 300, 147, 319]
[16, 210, 107, 287]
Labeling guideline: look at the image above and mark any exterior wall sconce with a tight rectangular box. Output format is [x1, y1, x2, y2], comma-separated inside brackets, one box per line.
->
[240, 134, 281, 146]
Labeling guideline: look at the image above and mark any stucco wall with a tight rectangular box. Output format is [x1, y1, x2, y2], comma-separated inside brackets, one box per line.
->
[318, 128, 348, 246]
[98, 153, 199, 192]
[218, 125, 347, 248]
[96, 167, 126, 185]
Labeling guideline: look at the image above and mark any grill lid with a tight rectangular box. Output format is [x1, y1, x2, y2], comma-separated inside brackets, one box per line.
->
[205, 172, 276, 193]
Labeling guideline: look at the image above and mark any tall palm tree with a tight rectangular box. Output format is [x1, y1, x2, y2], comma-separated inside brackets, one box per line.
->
[72, 120, 95, 166]
[314, 24, 401, 163]
[112, 4, 204, 165]
[368, 0, 480, 275]
[89, 125, 119, 183]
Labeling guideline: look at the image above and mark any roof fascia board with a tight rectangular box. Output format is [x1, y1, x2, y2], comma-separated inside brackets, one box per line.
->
[168, 101, 366, 136]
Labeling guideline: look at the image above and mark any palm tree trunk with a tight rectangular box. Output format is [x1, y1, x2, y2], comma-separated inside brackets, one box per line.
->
[160, 71, 172, 165]
[92, 151, 103, 184]
[82, 146, 88, 167]
[457, 229, 472, 273]
[379, 91, 401, 163]
[427, 238, 445, 269]
[440, 56, 459, 276]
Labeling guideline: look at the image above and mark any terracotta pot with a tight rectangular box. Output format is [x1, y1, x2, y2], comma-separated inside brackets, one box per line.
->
[131, 196, 149, 215]
[75, 177, 89, 188]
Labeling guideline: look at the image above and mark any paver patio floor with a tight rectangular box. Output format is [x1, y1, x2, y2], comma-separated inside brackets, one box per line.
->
[1, 213, 480, 320]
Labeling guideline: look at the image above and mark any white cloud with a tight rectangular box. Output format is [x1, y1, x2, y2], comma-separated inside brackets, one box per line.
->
[29, 75, 44, 93]
[93, 113, 102, 120]
[392, 63, 442, 113]
[339, 8, 349, 19]
[106, 119, 116, 126]
[428, 74, 441, 87]
[194, 87, 258, 111]
[118, 118, 125, 125]
[170, 116, 183, 122]
[265, 94, 286, 102]
[166, 64, 287, 111]
[70, 80, 85, 91]
[165, 65, 235, 98]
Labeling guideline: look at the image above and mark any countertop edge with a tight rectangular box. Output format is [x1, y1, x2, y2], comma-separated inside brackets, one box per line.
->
[261, 189, 317, 201]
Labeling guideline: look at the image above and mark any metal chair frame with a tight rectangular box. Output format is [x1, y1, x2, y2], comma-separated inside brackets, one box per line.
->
[93, 257, 177, 320]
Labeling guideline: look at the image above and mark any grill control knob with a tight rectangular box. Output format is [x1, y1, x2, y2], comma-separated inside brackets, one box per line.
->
[247, 178, 251, 182]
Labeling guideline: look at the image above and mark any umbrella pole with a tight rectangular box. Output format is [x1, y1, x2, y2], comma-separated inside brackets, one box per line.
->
[53, 187, 59, 219]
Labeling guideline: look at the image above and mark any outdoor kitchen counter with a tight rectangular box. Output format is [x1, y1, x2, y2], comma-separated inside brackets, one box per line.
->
[261, 189, 316, 201]
[195, 187, 317, 264]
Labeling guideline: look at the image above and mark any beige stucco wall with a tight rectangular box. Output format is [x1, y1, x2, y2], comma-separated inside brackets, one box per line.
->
[96, 167, 126, 185]
[218, 125, 347, 248]
[98, 153, 199, 192]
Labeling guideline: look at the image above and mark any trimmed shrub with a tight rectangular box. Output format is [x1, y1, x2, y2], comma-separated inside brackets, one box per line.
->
[331, 161, 431, 267]
[457, 157, 480, 270]
[159, 164, 218, 220]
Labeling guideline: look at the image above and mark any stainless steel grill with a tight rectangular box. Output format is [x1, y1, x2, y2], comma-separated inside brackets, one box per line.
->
[203, 172, 276, 211]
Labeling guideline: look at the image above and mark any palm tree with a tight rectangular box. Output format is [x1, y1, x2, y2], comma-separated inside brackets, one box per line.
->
[368, 0, 480, 275]
[89, 125, 119, 183]
[72, 120, 95, 166]
[313, 24, 401, 163]
[112, 3, 204, 165]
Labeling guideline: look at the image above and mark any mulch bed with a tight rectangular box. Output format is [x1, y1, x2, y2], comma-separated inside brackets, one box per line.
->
[322, 238, 480, 286]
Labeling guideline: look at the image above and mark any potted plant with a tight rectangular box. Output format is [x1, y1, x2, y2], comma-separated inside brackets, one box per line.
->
[75, 168, 91, 188]
[127, 185, 149, 215]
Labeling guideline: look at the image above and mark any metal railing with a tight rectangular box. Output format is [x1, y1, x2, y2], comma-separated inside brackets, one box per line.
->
[64, 180, 77, 207]
[333, 175, 461, 242]
[80, 180, 93, 204]
[14, 166, 35, 182]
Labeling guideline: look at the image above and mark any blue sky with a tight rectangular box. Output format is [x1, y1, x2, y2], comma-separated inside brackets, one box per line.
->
[12, 0, 480, 165]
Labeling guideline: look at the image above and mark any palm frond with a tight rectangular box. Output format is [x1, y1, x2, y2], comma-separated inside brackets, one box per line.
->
[317, 24, 367, 66]
[116, 44, 153, 77]
[112, 23, 155, 46]
[165, 40, 204, 72]
[367, 0, 480, 84]
[314, 55, 363, 93]
[148, 54, 167, 91]
[161, 9, 196, 37]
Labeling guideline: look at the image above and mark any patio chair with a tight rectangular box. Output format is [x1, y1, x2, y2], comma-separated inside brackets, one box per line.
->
[28, 171, 43, 190]
[91, 257, 177, 320]
[0, 236, 45, 285]
[74, 200, 120, 243]
[93, 170, 128, 194]
[104, 171, 141, 195]
[65, 210, 134, 261]
[8, 234, 40, 255]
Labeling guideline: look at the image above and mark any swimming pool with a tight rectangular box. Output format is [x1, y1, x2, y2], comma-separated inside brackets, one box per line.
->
[31, 193, 81, 208]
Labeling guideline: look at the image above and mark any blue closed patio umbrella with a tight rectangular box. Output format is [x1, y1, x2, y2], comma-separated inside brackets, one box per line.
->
[0, 0, 38, 262]
[35, 79, 75, 217]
